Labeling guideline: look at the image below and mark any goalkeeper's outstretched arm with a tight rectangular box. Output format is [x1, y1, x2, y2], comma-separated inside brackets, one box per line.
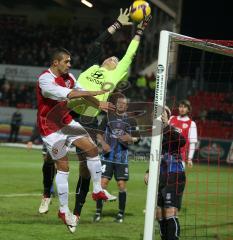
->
[112, 15, 152, 81]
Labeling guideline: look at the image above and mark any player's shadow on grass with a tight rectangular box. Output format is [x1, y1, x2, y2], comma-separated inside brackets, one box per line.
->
[101, 210, 134, 217]
[79, 210, 135, 224]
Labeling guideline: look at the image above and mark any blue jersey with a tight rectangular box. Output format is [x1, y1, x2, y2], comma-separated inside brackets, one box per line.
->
[160, 153, 184, 173]
[99, 113, 138, 164]
[160, 126, 186, 173]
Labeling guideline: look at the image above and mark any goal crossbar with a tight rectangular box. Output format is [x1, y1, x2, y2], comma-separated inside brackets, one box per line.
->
[169, 32, 233, 57]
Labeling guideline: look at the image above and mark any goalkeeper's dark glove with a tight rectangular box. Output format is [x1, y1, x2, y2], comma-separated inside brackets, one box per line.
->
[136, 15, 152, 36]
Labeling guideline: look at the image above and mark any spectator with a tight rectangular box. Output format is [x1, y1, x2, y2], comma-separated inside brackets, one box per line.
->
[8, 109, 22, 142]
[0, 23, 130, 68]
[199, 108, 207, 121]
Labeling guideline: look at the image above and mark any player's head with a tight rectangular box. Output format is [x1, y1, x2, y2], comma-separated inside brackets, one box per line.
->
[116, 96, 128, 114]
[50, 48, 71, 75]
[178, 99, 191, 116]
[102, 56, 119, 70]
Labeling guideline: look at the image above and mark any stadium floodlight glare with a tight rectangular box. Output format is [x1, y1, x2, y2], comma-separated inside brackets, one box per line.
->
[81, 0, 93, 8]
[143, 30, 233, 240]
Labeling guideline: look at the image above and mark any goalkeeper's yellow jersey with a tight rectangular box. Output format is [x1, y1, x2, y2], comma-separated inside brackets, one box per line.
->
[67, 39, 139, 117]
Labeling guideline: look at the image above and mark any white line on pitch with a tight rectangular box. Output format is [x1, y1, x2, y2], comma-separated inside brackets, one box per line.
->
[0, 192, 75, 198]
[0, 191, 147, 198]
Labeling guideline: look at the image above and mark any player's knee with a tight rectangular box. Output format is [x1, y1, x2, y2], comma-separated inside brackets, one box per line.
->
[101, 178, 109, 189]
[164, 207, 177, 218]
[57, 165, 69, 172]
[73, 137, 98, 157]
[117, 181, 126, 191]
[101, 182, 108, 189]
[56, 158, 69, 172]
[86, 145, 98, 158]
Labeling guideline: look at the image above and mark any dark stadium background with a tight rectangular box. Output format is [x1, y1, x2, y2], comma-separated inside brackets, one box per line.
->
[182, 0, 233, 39]
[1, 0, 232, 37]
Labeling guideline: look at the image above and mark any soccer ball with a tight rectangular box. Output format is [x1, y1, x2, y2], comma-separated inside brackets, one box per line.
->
[130, 0, 151, 22]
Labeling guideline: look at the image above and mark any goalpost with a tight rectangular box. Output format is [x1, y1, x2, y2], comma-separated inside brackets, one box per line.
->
[143, 30, 233, 240]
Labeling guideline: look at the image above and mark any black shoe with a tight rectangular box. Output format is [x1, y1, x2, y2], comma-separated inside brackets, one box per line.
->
[115, 213, 124, 223]
[93, 213, 101, 222]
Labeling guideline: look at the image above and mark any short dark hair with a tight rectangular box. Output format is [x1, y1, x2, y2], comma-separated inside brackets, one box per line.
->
[50, 47, 71, 64]
[179, 99, 192, 112]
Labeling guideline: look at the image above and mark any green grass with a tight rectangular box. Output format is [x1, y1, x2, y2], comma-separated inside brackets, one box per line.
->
[0, 147, 232, 240]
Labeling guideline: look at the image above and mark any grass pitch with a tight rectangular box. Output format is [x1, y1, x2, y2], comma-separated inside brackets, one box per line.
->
[0, 147, 232, 240]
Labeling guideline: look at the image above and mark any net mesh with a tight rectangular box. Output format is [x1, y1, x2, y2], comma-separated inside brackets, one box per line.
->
[158, 38, 233, 239]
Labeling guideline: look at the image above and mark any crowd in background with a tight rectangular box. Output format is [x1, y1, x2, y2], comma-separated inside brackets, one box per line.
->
[0, 13, 161, 72]
[0, 77, 37, 108]
[0, 20, 131, 69]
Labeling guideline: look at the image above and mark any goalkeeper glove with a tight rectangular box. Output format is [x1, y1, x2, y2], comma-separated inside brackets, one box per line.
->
[136, 15, 152, 36]
[112, 8, 133, 30]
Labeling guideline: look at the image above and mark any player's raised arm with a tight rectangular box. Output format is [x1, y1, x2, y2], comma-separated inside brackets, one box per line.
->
[108, 8, 133, 34]
[133, 15, 152, 41]
[83, 8, 133, 69]
[111, 15, 152, 82]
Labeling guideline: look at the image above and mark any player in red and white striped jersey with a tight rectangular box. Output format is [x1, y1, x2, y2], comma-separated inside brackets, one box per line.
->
[169, 100, 198, 168]
[37, 47, 114, 232]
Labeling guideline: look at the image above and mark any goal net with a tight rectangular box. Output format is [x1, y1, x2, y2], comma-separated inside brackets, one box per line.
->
[144, 31, 233, 240]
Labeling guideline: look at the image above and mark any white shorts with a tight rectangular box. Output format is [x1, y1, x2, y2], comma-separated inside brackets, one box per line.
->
[42, 120, 89, 160]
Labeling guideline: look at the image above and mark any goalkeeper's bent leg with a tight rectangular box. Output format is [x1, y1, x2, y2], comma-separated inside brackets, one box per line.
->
[43, 154, 56, 198]
[74, 176, 90, 216]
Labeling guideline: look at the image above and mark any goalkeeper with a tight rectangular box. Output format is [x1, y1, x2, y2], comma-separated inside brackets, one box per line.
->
[68, 10, 152, 228]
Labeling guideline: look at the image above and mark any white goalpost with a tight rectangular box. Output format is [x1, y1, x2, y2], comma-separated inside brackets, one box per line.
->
[143, 30, 233, 240]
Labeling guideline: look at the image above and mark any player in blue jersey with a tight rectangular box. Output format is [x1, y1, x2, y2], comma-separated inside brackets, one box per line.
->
[144, 106, 186, 240]
[93, 95, 140, 223]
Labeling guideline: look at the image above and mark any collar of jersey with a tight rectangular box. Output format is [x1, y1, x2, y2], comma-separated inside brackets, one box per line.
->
[48, 68, 57, 78]
[177, 115, 190, 121]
